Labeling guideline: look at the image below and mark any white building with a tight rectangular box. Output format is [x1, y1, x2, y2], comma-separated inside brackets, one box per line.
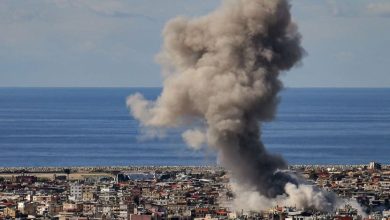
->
[369, 162, 381, 170]
[69, 183, 83, 201]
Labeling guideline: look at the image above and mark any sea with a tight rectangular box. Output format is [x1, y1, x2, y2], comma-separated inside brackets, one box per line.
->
[0, 88, 389, 167]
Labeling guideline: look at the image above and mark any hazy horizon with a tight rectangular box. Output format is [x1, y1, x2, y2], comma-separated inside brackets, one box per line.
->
[1, 0, 390, 88]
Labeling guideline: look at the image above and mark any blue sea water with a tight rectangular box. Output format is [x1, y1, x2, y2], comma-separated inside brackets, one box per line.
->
[0, 88, 389, 167]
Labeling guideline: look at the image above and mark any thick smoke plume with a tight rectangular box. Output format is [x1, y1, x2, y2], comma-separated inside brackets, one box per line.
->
[128, 0, 339, 212]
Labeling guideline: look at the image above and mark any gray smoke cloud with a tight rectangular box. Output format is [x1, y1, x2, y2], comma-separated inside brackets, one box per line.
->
[127, 0, 339, 212]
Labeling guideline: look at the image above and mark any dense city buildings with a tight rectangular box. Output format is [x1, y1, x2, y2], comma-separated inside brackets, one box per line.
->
[0, 163, 389, 220]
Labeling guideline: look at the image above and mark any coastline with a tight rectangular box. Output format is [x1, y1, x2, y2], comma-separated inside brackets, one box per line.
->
[0, 163, 388, 174]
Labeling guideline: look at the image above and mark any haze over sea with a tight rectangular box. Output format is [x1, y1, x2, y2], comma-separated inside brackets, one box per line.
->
[0, 88, 389, 167]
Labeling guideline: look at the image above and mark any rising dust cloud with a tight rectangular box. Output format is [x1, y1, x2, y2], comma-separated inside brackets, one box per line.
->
[128, 0, 341, 212]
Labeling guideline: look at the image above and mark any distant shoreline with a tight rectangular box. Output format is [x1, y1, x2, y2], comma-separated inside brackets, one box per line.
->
[1, 164, 388, 181]
[0, 164, 388, 171]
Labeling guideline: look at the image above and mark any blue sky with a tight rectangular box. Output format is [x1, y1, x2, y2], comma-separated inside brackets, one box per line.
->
[0, 0, 389, 87]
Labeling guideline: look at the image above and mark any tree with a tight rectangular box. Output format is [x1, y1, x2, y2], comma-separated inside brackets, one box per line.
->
[64, 168, 71, 181]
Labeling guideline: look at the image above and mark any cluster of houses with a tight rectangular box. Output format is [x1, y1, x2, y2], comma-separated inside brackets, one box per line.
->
[294, 162, 390, 217]
[0, 163, 388, 220]
[0, 168, 232, 219]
